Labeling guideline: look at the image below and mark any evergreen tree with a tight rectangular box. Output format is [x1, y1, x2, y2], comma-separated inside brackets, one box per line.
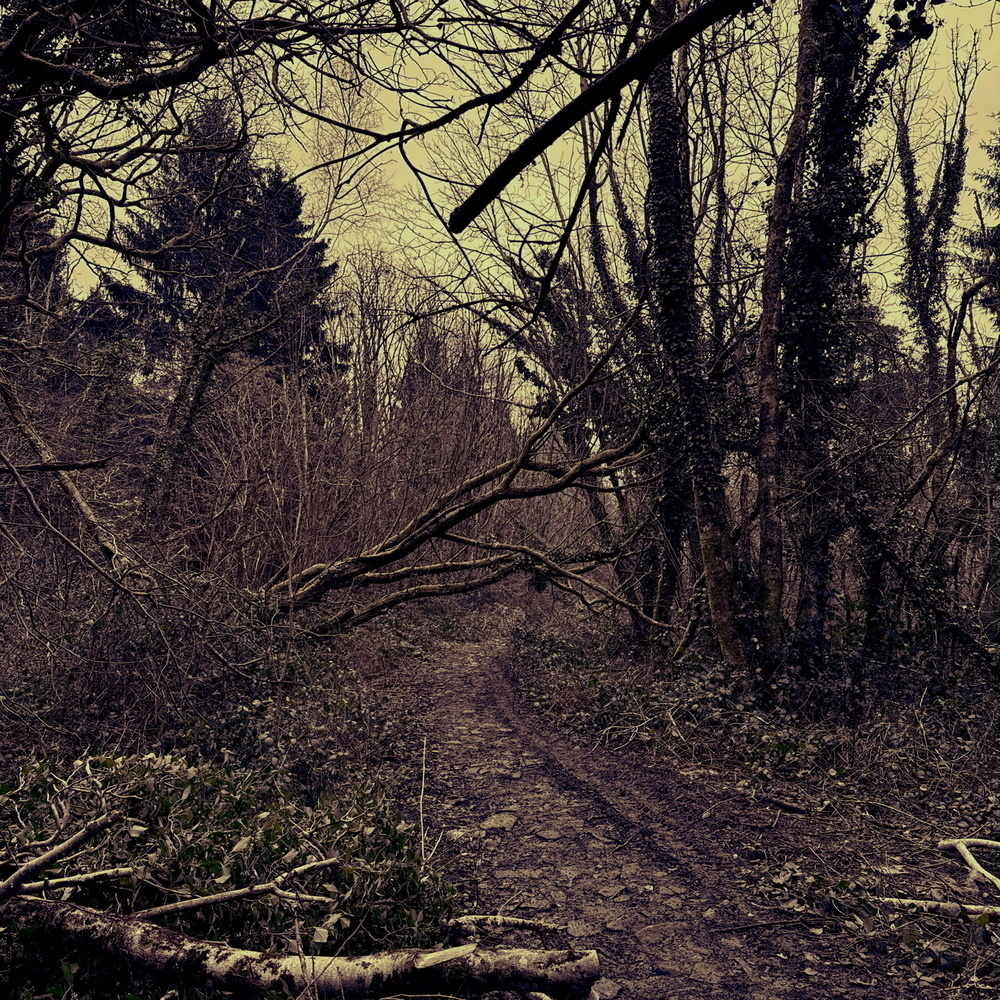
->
[965, 136, 1000, 324]
[122, 100, 338, 370]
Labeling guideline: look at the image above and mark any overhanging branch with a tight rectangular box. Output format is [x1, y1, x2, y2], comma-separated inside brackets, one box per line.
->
[448, 0, 759, 233]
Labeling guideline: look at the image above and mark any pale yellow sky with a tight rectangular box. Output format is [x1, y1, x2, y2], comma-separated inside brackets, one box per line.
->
[930, 2, 999, 164]
[348, 1, 1000, 253]
[68, 3, 1000, 294]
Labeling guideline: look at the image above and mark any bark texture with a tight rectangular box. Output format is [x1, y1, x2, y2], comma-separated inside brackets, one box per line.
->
[754, 0, 820, 665]
[4, 897, 600, 999]
[645, 0, 750, 674]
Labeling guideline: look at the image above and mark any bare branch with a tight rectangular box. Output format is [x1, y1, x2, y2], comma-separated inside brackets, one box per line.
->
[0, 812, 122, 904]
[0, 456, 115, 475]
[131, 856, 347, 919]
[448, 0, 759, 233]
[19, 868, 137, 893]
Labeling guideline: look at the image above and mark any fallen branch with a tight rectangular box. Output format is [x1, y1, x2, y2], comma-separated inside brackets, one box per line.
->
[839, 838, 1000, 925]
[938, 838, 1000, 893]
[131, 855, 346, 919]
[450, 914, 569, 936]
[870, 896, 1000, 920]
[0, 812, 122, 904]
[18, 867, 136, 893]
[441, 532, 670, 629]
[2, 897, 599, 999]
[447, 0, 759, 233]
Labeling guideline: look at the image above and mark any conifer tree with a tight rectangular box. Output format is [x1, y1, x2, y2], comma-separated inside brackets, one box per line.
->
[965, 136, 1000, 324]
[122, 99, 337, 371]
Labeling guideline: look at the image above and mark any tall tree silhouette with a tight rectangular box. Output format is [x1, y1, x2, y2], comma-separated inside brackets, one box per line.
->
[121, 99, 338, 513]
[965, 136, 1000, 325]
[776, 0, 891, 687]
[123, 99, 337, 371]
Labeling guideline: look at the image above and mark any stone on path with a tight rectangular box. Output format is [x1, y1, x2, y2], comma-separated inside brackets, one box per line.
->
[534, 827, 562, 840]
[515, 895, 554, 911]
[480, 812, 518, 831]
[591, 977, 622, 998]
[597, 883, 625, 898]
[636, 921, 682, 947]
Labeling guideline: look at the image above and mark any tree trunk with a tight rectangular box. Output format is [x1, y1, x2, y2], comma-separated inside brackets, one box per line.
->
[4, 897, 599, 999]
[755, 0, 820, 671]
[645, 0, 751, 674]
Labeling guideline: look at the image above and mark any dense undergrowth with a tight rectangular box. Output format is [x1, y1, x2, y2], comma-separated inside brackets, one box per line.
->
[0, 627, 457, 1000]
[4, 593, 1000, 996]
[508, 609, 1000, 782]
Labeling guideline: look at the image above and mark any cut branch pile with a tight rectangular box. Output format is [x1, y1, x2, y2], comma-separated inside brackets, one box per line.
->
[0, 815, 599, 1000]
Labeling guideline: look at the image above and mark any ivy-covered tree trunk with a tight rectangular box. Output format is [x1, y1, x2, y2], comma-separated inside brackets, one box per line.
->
[585, 142, 694, 635]
[780, 0, 889, 686]
[645, 0, 752, 674]
[754, 0, 820, 677]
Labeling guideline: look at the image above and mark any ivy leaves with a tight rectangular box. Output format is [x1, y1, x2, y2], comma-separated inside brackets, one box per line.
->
[886, 0, 945, 47]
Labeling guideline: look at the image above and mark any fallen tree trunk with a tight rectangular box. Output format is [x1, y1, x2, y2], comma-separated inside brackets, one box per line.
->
[3, 897, 599, 999]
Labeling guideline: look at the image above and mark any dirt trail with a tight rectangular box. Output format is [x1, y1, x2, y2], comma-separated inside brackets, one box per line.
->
[392, 633, 813, 999]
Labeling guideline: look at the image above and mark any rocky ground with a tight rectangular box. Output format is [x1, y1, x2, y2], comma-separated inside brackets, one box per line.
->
[399, 636, 781, 999]
[371, 612, 999, 999]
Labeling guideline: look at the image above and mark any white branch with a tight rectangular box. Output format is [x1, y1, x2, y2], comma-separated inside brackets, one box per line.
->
[0, 812, 122, 904]
[2, 898, 600, 999]
[132, 856, 346, 918]
[871, 896, 1000, 920]
[938, 838, 1000, 893]
[19, 867, 136, 893]
[450, 914, 568, 936]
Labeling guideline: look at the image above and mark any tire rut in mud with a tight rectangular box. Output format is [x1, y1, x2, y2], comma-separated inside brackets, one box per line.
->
[392, 636, 812, 1000]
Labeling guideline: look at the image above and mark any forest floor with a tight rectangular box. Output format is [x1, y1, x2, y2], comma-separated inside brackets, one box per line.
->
[367, 602, 1000, 999]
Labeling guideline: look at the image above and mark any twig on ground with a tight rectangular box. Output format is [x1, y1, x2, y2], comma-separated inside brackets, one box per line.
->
[827, 838, 1000, 928]
[0, 811, 122, 904]
[871, 897, 1000, 920]
[449, 914, 569, 936]
[756, 795, 811, 815]
[938, 838, 1000, 892]
[419, 735, 428, 861]
[718, 915, 840, 932]
[854, 798, 936, 828]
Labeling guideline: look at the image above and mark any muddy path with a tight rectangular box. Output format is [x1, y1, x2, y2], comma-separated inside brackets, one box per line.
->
[384, 632, 818, 999]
